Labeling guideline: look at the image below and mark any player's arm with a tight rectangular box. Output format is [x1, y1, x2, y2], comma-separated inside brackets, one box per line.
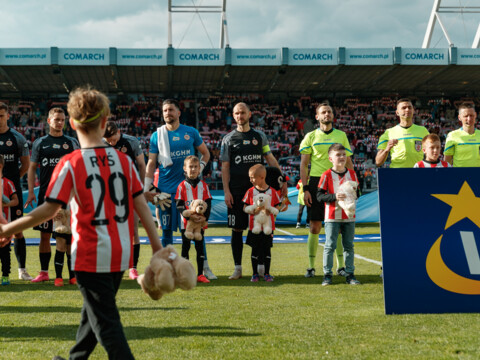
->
[134, 193, 162, 253]
[135, 153, 146, 184]
[19, 155, 30, 178]
[375, 139, 398, 167]
[197, 143, 210, 173]
[300, 153, 312, 207]
[6, 193, 18, 208]
[444, 155, 453, 165]
[144, 152, 158, 202]
[221, 161, 233, 208]
[264, 153, 288, 196]
[25, 161, 38, 208]
[0, 201, 61, 238]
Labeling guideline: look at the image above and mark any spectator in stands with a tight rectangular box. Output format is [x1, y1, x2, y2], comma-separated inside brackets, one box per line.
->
[444, 103, 480, 167]
[220, 102, 287, 280]
[376, 98, 429, 168]
[300, 102, 353, 279]
[144, 99, 216, 280]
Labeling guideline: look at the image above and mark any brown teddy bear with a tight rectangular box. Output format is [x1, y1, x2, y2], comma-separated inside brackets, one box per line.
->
[53, 209, 71, 234]
[137, 245, 196, 300]
[182, 199, 208, 241]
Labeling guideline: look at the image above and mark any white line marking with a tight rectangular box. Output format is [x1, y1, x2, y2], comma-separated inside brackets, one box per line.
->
[277, 228, 382, 266]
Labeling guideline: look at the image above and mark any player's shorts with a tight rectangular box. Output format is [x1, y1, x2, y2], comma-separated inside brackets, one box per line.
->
[306, 176, 325, 222]
[158, 193, 181, 232]
[10, 182, 23, 222]
[33, 192, 53, 233]
[52, 232, 72, 245]
[227, 193, 249, 230]
[246, 231, 273, 248]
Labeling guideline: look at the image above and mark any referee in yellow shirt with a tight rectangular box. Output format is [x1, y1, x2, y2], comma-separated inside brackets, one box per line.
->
[444, 103, 480, 167]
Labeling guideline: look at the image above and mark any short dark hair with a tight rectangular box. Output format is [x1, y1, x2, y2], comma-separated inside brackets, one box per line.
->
[162, 99, 180, 111]
[316, 102, 332, 114]
[0, 102, 8, 112]
[328, 143, 346, 154]
[48, 107, 65, 119]
[396, 98, 413, 107]
[103, 121, 118, 138]
[458, 102, 475, 112]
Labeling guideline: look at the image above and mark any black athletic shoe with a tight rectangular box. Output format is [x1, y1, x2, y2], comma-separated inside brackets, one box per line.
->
[336, 267, 347, 277]
[346, 274, 361, 285]
[322, 275, 332, 286]
[305, 268, 315, 278]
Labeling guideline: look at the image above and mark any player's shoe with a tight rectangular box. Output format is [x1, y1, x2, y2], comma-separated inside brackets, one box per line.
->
[305, 223, 310, 228]
[18, 269, 33, 281]
[229, 266, 242, 280]
[305, 268, 315, 278]
[54, 278, 64, 287]
[257, 264, 265, 278]
[31, 271, 49, 283]
[296, 223, 301, 229]
[336, 267, 348, 277]
[69, 277, 77, 285]
[264, 274, 274, 282]
[250, 274, 259, 282]
[52, 356, 67, 360]
[197, 274, 210, 283]
[1, 276, 10, 285]
[322, 275, 332, 286]
[203, 266, 217, 280]
[129, 268, 139, 280]
[346, 274, 361, 285]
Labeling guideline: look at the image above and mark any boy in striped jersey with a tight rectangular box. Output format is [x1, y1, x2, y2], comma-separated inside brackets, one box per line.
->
[0, 87, 161, 360]
[414, 134, 451, 168]
[175, 156, 212, 283]
[317, 144, 360, 286]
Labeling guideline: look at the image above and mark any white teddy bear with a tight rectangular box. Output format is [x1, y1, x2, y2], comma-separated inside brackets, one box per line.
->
[244, 193, 279, 235]
[337, 181, 358, 219]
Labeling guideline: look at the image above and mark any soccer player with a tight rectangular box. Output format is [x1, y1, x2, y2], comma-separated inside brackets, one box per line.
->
[299, 102, 353, 278]
[104, 121, 146, 280]
[220, 102, 287, 280]
[144, 99, 216, 279]
[375, 98, 429, 168]
[0, 86, 161, 359]
[414, 134, 451, 168]
[25, 108, 79, 285]
[443, 102, 480, 167]
[0, 102, 32, 281]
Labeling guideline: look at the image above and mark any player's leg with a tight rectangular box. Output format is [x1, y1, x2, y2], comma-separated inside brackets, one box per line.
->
[263, 238, 274, 282]
[322, 222, 340, 286]
[248, 233, 259, 282]
[32, 229, 52, 283]
[180, 230, 191, 260]
[341, 222, 359, 284]
[65, 236, 76, 284]
[305, 177, 323, 278]
[129, 212, 140, 280]
[202, 238, 217, 280]
[195, 238, 209, 283]
[296, 204, 304, 228]
[228, 194, 247, 280]
[335, 235, 347, 277]
[53, 234, 68, 287]
[159, 199, 175, 247]
[0, 244, 11, 285]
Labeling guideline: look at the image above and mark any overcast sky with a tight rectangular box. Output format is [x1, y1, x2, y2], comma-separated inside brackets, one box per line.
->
[1, 0, 479, 49]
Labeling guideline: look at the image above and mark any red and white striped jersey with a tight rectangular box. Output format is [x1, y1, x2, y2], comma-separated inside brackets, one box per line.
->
[318, 169, 359, 222]
[2, 177, 16, 221]
[414, 160, 451, 168]
[242, 186, 280, 232]
[46, 147, 143, 273]
[175, 179, 212, 230]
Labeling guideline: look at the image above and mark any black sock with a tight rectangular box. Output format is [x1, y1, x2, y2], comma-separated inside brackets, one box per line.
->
[54, 250, 65, 279]
[265, 249, 272, 275]
[14, 237, 26, 269]
[133, 244, 140, 269]
[0, 244, 11, 277]
[66, 253, 74, 279]
[39, 252, 51, 272]
[195, 240, 205, 275]
[231, 231, 243, 266]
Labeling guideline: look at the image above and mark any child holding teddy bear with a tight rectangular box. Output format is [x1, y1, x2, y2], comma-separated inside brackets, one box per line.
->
[175, 155, 212, 284]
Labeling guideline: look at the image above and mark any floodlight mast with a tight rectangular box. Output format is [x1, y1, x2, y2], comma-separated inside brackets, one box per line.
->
[168, 0, 230, 48]
[423, 0, 480, 48]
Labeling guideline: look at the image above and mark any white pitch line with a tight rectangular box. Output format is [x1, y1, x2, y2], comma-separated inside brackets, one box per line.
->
[276, 228, 382, 266]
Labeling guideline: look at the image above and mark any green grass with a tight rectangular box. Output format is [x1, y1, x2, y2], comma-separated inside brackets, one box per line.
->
[1, 225, 479, 359]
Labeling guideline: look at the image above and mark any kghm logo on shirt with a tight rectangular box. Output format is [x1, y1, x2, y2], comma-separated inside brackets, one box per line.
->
[427, 181, 480, 294]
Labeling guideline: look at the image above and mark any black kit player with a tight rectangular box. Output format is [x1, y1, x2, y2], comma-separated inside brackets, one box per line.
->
[25, 107, 79, 285]
[220, 102, 287, 280]
[103, 120, 146, 280]
[0, 102, 32, 280]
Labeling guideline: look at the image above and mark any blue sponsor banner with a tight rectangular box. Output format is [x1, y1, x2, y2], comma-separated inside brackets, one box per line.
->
[232, 49, 282, 66]
[401, 48, 449, 65]
[174, 49, 224, 66]
[117, 49, 167, 66]
[378, 168, 480, 314]
[0, 48, 50, 65]
[288, 48, 337, 65]
[457, 48, 480, 65]
[345, 48, 393, 65]
[58, 48, 109, 66]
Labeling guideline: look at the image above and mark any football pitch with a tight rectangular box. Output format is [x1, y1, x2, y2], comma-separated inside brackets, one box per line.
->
[0, 225, 478, 359]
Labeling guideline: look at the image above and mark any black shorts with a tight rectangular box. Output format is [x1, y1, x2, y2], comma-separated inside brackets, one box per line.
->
[246, 231, 273, 248]
[52, 232, 72, 245]
[306, 176, 325, 222]
[33, 192, 53, 233]
[227, 193, 249, 230]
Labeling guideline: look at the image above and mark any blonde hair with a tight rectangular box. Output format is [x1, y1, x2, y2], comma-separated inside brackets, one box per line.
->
[184, 155, 200, 166]
[249, 164, 266, 178]
[67, 86, 110, 134]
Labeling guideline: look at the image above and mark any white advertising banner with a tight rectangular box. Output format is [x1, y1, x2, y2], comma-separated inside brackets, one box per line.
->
[0, 48, 50, 65]
[232, 49, 282, 66]
[401, 48, 449, 65]
[288, 48, 337, 65]
[456, 48, 480, 65]
[345, 48, 393, 65]
[117, 49, 167, 66]
[174, 49, 224, 66]
[58, 48, 109, 66]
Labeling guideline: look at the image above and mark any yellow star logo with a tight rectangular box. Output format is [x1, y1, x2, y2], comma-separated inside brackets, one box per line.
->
[432, 181, 480, 230]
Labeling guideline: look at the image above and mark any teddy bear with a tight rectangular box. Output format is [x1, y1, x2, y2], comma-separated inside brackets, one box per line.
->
[337, 181, 358, 219]
[53, 209, 71, 234]
[244, 193, 279, 235]
[182, 199, 208, 241]
[137, 245, 196, 300]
